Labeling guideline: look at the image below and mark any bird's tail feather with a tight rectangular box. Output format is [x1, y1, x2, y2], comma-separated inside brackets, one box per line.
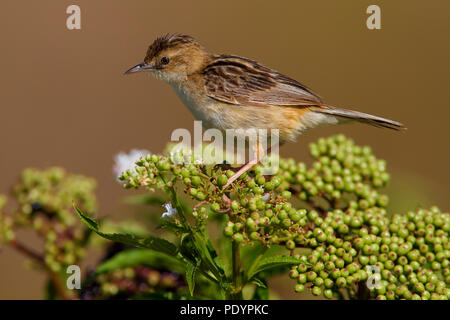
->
[313, 105, 406, 131]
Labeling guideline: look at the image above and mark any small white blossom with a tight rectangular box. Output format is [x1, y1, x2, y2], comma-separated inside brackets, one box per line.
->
[113, 149, 151, 180]
[262, 193, 271, 201]
[161, 202, 177, 219]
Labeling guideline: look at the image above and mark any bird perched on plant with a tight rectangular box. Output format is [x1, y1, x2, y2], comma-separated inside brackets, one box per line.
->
[124, 34, 405, 189]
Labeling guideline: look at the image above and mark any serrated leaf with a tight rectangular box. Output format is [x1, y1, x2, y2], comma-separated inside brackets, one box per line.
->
[243, 244, 267, 266]
[96, 249, 184, 274]
[251, 278, 269, 300]
[186, 262, 197, 296]
[74, 204, 177, 256]
[191, 232, 224, 279]
[250, 277, 267, 288]
[247, 255, 305, 280]
[178, 232, 222, 282]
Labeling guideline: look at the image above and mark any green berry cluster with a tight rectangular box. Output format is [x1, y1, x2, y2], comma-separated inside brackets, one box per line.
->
[117, 135, 390, 248]
[1, 167, 97, 273]
[283, 135, 449, 300]
[41, 225, 86, 272]
[118, 135, 449, 300]
[281, 134, 390, 208]
[14, 167, 97, 225]
[118, 151, 310, 246]
[289, 206, 449, 300]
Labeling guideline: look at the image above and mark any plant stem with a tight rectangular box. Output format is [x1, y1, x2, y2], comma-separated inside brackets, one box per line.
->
[9, 239, 43, 262]
[159, 173, 187, 224]
[159, 173, 224, 284]
[229, 241, 243, 300]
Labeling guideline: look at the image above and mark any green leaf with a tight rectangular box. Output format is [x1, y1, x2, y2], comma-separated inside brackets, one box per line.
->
[74, 204, 177, 256]
[250, 277, 267, 288]
[96, 249, 184, 275]
[242, 244, 269, 280]
[179, 233, 198, 264]
[247, 255, 305, 280]
[257, 264, 292, 279]
[205, 239, 225, 274]
[251, 278, 269, 300]
[157, 220, 188, 233]
[206, 239, 218, 260]
[192, 232, 224, 279]
[178, 232, 222, 283]
[185, 262, 197, 296]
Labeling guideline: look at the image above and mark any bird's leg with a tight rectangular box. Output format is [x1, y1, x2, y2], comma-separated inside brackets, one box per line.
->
[218, 194, 231, 213]
[222, 141, 265, 190]
[222, 194, 231, 205]
[222, 159, 259, 190]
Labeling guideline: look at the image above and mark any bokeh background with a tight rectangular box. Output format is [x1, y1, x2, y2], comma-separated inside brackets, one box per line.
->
[1, 0, 449, 299]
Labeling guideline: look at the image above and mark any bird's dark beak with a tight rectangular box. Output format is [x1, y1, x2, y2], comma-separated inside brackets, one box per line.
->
[124, 62, 153, 75]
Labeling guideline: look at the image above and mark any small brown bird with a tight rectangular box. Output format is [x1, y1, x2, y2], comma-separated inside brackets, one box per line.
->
[125, 34, 405, 189]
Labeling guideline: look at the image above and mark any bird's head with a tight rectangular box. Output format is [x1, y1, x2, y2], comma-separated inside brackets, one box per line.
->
[124, 34, 208, 84]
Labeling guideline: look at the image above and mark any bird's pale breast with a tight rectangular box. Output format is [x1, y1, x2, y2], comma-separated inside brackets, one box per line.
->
[172, 82, 338, 143]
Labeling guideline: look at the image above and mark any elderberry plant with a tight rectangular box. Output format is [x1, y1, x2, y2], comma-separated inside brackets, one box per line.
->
[74, 134, 449, 300]
[0, 167, 96, 299]
[1, 135, 448, 300]
[0, 168, 191, 299]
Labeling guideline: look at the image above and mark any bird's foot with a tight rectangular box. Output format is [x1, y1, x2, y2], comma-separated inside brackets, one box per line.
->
[219, 194, 231, 213]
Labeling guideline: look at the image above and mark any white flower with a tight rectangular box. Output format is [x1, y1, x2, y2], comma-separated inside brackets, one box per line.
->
[161, 202, 177, 219]
[113, 149, 151, 180]
[262, 193, 271, 201]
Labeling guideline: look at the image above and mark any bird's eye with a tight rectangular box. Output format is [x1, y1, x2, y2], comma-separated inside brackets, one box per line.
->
[161, 56, 170, 65]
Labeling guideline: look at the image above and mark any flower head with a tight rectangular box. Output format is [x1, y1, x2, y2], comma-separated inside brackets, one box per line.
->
[161, 202, 177, 219]
[113, 149, 151, 180]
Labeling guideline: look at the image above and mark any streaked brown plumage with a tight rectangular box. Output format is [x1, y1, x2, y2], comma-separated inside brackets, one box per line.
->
[125, 34, 405, 188]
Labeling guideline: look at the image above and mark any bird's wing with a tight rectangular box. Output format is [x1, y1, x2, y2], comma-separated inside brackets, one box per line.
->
[202, 55, 323, 107]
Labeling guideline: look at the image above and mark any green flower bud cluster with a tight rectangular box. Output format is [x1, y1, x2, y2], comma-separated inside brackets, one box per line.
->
[118, 154, 173, 189]
[80, 266, 186, 299]
[289, 206, 449, 300]
[43, 226, 85, 272]
[118, 135, 390, 248]
[370, 206, 450, 300]
[222, 186, 305, 247]
[118, 152, 307, 246]
[14, 167, 97, 225]
[276, 134, 390, 209]
[118, 135, 449, 300]
[2, 167, 98, 274]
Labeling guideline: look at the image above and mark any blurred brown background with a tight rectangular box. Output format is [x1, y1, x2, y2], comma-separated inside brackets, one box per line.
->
[1, 0, 449, 299]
